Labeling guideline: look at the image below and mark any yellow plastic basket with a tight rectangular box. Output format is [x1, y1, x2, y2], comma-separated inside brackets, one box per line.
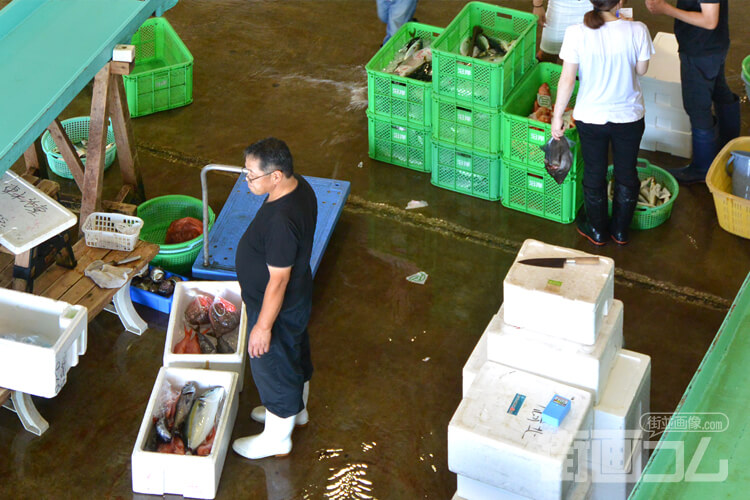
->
[706, 136, 750, 239]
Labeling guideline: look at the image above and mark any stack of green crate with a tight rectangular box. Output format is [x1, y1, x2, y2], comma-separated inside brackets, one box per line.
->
[366, 23, 443, 172]
[500, 63, 584, 223]
[429, 1, 537, 201]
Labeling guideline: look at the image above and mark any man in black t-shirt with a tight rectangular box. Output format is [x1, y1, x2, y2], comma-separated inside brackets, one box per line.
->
[232, 137, 317, 460]
[646, 0, 740, 185]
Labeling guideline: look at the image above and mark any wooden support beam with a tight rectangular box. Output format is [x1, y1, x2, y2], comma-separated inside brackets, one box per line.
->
[22, 138, 47, 178]
[108, 68, 145, 202]
[47, 119, 86, 188]
[109, 61, 134, 76]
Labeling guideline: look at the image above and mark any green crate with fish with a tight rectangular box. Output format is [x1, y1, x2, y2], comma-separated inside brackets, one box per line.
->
[367, 111, 432, 172]
[366, 22, 443, 128]
[606, 159, 679, 230]
[432, 95, 503, 155]
[502, 155, 583, 224]
[431, 2, 538, 109]
[431, 140, 502, 201]
[501, 63, 581, 171]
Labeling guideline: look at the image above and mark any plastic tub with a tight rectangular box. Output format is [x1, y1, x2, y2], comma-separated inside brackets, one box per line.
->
[706, 136, 750, 239]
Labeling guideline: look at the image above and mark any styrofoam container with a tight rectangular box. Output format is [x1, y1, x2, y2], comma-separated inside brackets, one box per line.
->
[642, 103, 691, 134]
[457, 474, 592, 500]
[0, 289, 87, 398]
[640, 126, 692, 158]
[589, 433, 647, 500]
[592, 349, 651, 447]
[131, 366, 239, 499]
[486, 301, 623, 404]
[503, 239, 615, 345]
[462, 330, 489, 396]
[640, 32, 683, 107]
[165, 281, 247, 392]
[448, 362, 594, 500]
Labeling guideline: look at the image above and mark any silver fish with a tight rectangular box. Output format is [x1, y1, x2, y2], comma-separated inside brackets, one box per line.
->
[173, 381, 198, 435]
[186, 386, 224, 452]
[156, 416, 172, 443]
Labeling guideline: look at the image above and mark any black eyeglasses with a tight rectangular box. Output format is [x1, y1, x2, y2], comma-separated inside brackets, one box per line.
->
[243, 169, 276, 183]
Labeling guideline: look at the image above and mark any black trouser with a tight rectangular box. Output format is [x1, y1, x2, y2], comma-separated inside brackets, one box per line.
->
[247, 299, 313, 418]
[576, 119, 645, 195]
[679, 51, 736, 130]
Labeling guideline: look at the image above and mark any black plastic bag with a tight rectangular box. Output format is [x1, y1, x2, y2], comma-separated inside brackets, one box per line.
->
[540, 136, 576, 185]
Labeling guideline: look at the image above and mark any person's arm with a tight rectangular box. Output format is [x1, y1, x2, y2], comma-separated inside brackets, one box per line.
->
[532, 0, 546, 26]
[645, 0, 720, 30]
[248, 265, 291, 358]
[551, 61, 577, 140]
[635, 59, 650, 76]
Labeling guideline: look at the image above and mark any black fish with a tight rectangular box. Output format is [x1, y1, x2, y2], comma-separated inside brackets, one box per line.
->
[197, 332, 216, 354]
[540, 136, 576, 185]
[156, 416, 172, 443]
[217, 335, 234, 354]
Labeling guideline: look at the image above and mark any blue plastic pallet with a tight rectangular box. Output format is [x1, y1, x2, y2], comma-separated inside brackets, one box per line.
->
[191, 175, 350, 280]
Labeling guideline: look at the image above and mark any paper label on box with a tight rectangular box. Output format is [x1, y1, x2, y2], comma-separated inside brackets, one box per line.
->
[507, 393, 526, 415]
[544, 279, 562, 293]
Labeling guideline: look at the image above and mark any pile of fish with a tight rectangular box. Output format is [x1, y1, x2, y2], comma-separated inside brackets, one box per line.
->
[527, 83, 575, 129]
[132, 266, 182, 297]
[145, 381, 224, 456]
[459, 26, 513, 63]
[174, 293, 241, 355]
[608, 176, 672, 208]
[383, 36, 433, 81]
[50, 139, 115, 159]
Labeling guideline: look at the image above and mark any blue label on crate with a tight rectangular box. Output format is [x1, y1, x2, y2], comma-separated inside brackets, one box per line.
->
[508, 393, 526, 415]
[391, 125, 407, 143]
[392, 83, 407, 97]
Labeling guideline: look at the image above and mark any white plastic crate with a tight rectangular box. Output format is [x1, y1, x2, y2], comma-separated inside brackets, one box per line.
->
[462, 330, 488, 396]
[589, 433, 647, 500]
[131, 366, 239, 499]
[503, 239, 615, 345]
[486, 300, 624, 404]
[593, 349, 651, 448]
[448, 362, 593, 500]
[640, 126, 692, 158]
[165, 281, 247, 392]
[82, 212, 143, 251]
[457, 474, 592, 500]
[0, 289, 87, 398]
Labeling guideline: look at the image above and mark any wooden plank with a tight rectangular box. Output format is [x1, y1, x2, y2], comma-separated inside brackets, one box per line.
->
[11, 251, 30, 291]
[108, 71, 145, 202]
[35, 179, 59, 198]
[109, 61, 134, 76]
[36, 240, 109, 298]
[47, 119, 85, 188]
[22, 138, 46, 178]
[79, 64, 111, 235]
[114, 184, 132, 204]
[0, 387, 10, 407]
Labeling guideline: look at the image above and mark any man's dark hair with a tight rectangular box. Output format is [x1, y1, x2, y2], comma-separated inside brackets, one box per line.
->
[244, 137, 294, 177]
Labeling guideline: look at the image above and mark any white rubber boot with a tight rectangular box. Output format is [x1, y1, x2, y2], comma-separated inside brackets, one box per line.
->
[251, 381, 309, 426]
[232, 411, 295, 459]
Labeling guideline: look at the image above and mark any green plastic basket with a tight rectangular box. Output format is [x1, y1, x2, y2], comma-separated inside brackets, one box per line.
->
[137, 195, 215, 275]
[123, 17, 194, 118]
[742, 55, 750, 98]
[40, 117, 117, 179]
[501, 156, 583, 224]
[606, 158, 679, 230]
[366, 22, 443, 128]
[432, 95, 503, 155]
[501, 62, 580, 169]
[432, 1, 538, 109]
[367, 112, 432, 172]
[431, 140, 502, 201]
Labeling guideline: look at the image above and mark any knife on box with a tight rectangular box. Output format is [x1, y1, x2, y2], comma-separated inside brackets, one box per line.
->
[518, 257, 600, 268]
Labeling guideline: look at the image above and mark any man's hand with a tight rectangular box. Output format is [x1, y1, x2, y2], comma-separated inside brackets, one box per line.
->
[248, 323, 272, 358]
[645, 0, 667, 15]
[533, 5, 546, 27]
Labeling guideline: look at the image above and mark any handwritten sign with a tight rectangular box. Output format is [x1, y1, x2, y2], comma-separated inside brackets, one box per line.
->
[0, 171, 76, 254]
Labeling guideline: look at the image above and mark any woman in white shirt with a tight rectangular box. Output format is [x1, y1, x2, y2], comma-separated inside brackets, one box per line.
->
[551, 0, 654, 246]
[533, 0, 596, 60]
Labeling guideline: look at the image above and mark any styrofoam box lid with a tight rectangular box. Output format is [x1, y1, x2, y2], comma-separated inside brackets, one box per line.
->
[504, 239, 614, 306]
[462, 330, 488, 396]
[643, 32, 680, 84]
[452, 362, 594, 459]
[595, 349, 651, 418]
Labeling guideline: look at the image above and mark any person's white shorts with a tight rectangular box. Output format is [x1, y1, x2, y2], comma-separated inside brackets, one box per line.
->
[540, 0, 593, 55]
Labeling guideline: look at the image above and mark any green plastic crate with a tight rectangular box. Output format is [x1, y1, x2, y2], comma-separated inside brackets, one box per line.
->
[366, 22, 443, 127]
[501, 156, 583, 224]
[367, 112, 432, 172]
[432, 1, 537, 109]
[431, 140, 502, 201]
[501, 62, 580, 169]
[606, 158, 679, 230]
[123, 17, 193, 118]
[432, 95, 503, 155]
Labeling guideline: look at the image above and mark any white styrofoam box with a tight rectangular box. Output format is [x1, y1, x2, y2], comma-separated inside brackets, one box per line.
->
[113, 44, 135, 62]
[486, 301, 623, 404]
[643, 103, 691, 134]
[165, 281, 247, 392]
[448, 362, 593, 500]
[641, 126, 692, 158]
[462, 330, 488, 396]
[457, 474, 593, 500]
[589, 433, 647, 500]
[503, 239, 615, 345]
[131, 366, 239, 499]
[640, 78, 685, 111]
[640, 32, 683, 108]
[0, 289, 87, 398]
[592, 349, 651, 447]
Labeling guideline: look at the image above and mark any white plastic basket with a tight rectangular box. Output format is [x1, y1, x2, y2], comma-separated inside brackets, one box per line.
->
[82, 212, 143, 251]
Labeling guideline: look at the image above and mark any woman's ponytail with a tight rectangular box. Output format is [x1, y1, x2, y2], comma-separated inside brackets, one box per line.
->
[584, 0, 621, 30]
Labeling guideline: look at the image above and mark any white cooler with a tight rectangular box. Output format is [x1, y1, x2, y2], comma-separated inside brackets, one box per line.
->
[456, 473, 593, 500]
[486, 300, 624, 404]
[503, 239, 614, 345]
[462, 330, 489, 396]
[448, 362, 593, 500]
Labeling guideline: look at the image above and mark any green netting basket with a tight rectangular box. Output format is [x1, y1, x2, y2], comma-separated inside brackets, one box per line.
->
[742, 55, 750, 99]
[40, 117, 117, 179]
[606, 159, 679, 230]
[137, 195, 216, 275]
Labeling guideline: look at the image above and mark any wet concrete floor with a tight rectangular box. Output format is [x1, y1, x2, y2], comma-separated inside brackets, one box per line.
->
[1, 0, 749, 498]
